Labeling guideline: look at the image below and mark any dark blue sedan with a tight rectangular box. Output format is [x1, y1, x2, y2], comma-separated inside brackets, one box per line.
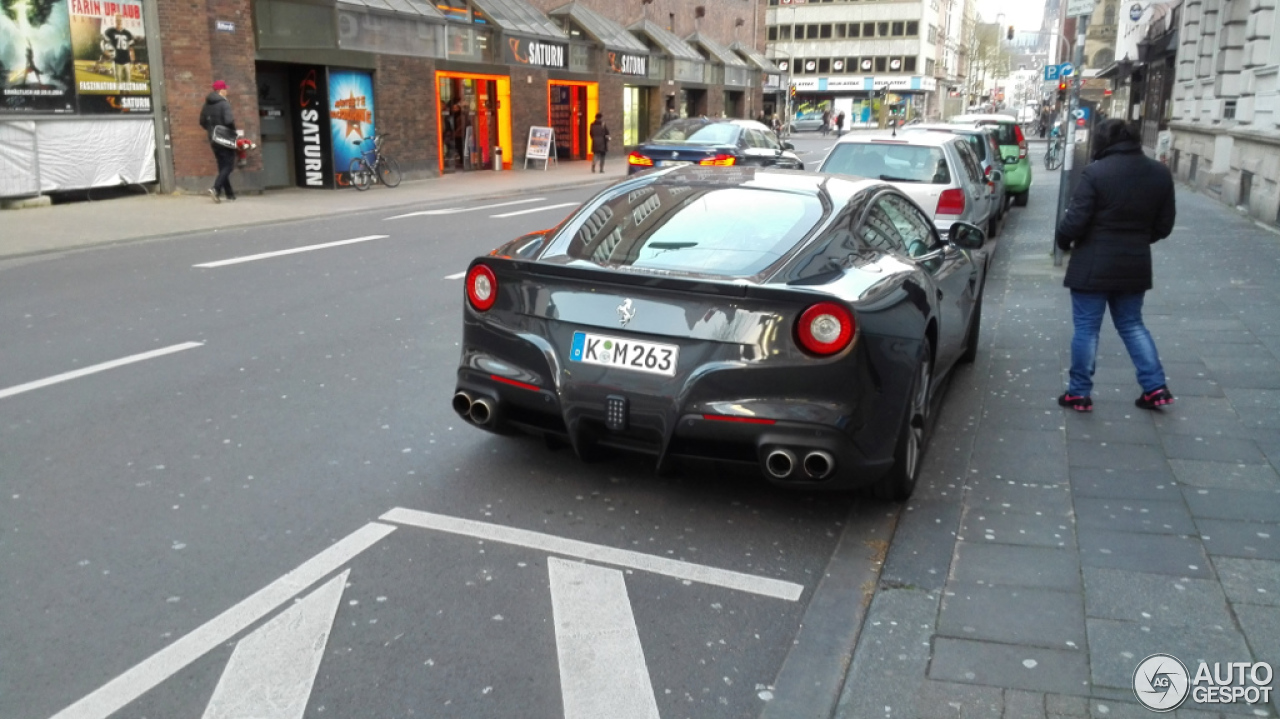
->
[627, 118, 805, 175]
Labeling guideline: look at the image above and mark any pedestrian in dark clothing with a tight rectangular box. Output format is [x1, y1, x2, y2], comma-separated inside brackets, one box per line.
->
[589, 113, 610, 173]
[1056, 119, 1176, 412]
[660, 101, 679, 127]
[835, 111, 845, 136]
[448, 101, 467, 170]
[198, 80, 237, 202]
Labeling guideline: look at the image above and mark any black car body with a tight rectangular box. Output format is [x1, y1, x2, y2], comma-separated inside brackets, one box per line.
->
[452, 167, 988, 497]
[627, 118, 804, 175]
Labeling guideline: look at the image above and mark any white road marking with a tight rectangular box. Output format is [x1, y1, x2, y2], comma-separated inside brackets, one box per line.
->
[491, 202, 579, 218]
[444, 271, 466, 280]
[380, 507, 803, 601]
[202, 570, 348, 719]
[193, 235, 389, 268]
[50, 522, 396, 719]
[549, 558, 660, 719]
[0, 342, 204, 401]
[385, 197, 546, 220]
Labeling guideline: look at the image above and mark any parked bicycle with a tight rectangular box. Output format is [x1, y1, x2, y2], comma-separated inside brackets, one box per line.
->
[349, 133, 402, 191]
[1045, 135, 1065, 171]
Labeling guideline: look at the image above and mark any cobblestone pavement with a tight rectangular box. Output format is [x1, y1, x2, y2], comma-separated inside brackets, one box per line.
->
[835, 166, 1280, 719]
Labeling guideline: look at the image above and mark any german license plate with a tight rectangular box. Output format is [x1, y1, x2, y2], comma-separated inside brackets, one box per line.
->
[657, 160, 691, 167]
[570, 332, 678, 377]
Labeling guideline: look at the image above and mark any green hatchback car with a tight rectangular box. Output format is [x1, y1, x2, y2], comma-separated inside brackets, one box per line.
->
[950, 114, 1032, 206]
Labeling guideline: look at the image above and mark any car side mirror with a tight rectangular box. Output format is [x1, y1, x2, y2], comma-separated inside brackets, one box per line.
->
[948, 222, 986, 250]
[782, 141, 795, 151]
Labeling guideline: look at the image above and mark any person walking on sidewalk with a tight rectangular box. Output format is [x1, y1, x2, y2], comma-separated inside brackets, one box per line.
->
[1056, 119, 1176, 412]
[589, 113, 610, 173]
[199, 80, 237, 203]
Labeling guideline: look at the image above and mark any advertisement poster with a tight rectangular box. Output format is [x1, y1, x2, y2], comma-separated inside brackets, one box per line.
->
[289, 65, 333, 189]
[327, 68, 375, 188]
[69, 0, 151, 113]
[0, 0, 76, 114]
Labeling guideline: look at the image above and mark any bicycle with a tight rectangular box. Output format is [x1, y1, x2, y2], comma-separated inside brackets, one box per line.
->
[1045, 135, 1065, 171]
[348, 133, 402, 191]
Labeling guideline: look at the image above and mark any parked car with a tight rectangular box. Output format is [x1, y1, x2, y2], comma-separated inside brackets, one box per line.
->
[627, 119, 804, 175]
[817, 132, 995, 241]
[899, 123, 1009, 238]
[451, 167, 990, 498]
[790, 113, 825, 132]
[948, 113, 1032, 206]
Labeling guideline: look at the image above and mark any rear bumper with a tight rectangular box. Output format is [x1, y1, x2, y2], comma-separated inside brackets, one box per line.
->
[1004, 158, 1032, 193]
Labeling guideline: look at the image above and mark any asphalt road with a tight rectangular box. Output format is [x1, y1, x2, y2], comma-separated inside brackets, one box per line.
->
[1, 138, 892, 719]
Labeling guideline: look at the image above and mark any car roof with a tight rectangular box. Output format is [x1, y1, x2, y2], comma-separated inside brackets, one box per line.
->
[831, 132, 957, 148]
[949, 114, 1017, 124]
[633, 166, 889, 205]
[660, 117, 770, 131]
[902, 124, 994, 136]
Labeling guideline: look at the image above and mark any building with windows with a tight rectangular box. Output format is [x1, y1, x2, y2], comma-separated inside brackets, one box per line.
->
[765, 0, 974, 127]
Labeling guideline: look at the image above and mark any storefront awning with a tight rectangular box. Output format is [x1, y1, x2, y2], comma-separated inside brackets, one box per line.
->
[628, 19, 703, 61]
[730, 42, 780, 73]
[547, 3, 648, 53]
[470, 0, 565, 40]
[337, 0, 445, 21]
[685, 33, 747, 67]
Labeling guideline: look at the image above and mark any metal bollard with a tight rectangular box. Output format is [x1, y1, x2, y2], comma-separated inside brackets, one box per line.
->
[493, 146, 502, 171]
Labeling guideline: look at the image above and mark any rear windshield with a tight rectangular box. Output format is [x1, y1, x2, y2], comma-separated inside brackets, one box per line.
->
[977, 121, 1018, 145]
[651, 121, 740, 145]
[821, 143, 951, 184]
[559, 186, 823, 277]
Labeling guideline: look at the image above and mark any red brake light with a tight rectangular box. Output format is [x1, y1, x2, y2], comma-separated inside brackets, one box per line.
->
[1014, 124, 1027, 158]
[702, 414, 776, 425]
[936, 188, 966, 216]
[627, 152, 653, 167]
[795, 302, 855, 356]
[699, 154, 737, 166]
[466, 264, 497, 311]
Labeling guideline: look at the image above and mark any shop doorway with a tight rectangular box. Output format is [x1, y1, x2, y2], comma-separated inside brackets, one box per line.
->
[681, 88, 706, 118]
[622, 85, 650, 146]
[255, 66, 294, 188]
[436, 71, 513, 173]
[724, 90, 743, 119]
[548, 81, 598, 161]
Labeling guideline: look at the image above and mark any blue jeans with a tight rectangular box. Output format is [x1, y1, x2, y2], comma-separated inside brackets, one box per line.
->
[1068, 291, 1166, 396]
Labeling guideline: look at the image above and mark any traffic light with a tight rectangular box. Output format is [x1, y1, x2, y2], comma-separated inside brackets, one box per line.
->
[1007, 25, 1014, 40]
[790, 84, 797, 98]
[1057, 80, 1067, 101]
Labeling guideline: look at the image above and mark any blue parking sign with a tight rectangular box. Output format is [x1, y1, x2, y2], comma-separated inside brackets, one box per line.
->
[1044, 65, 1060, 81]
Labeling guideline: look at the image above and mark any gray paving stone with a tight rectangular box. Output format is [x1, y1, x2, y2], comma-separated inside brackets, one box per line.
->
[1214, 557, 1280, 607]
[1070, 467, 1182, 500]
[1181, 486, 1280, 523]
[1077, 530, 1214, 579]
[1068, 440, 1171, 471]
[1074, 496, 1197, 535]
[951, 542, 1081, 592]
[1082, 567, 1235, 627]
[1168, 460, 1280, 492]
[1233, 603, 1280, 676]
[959, 507, 1076, 549]
[834, 588, 939, 719]
[1235, 407, 1280, 431]
[881, 500, 963, 592]
[1088, 699, 1175, 718]
[1045, 693, 1090, 716]
[938, 582, 1086, 649]
[1196, 343, 1278, 359]
[1162, 435, 1269, 464]
[929, 637, 1091, 696]
[1196, 518, 1280, 560]
[1224, 388, 1280, 412]
[966, 478, 1075, 517]
[1086, 618, 1252, 691]
[970, 429, 1070, 484]
[1003, 689, 1047, 719]
[1153, 397, 1251, 438]
[914, 679, 1006, 719]
[980, 406, 1069, 432]
[1065, 413, 1163, 446]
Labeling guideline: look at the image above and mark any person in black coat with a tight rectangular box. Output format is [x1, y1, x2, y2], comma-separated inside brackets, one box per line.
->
[1056, 119, 1176, 412]
[589, 113, 610, 173]
[198, 80, 237, 202]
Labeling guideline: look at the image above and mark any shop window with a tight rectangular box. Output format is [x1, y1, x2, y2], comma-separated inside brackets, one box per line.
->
[891, 21, 904, 36]
[904, 56, 916, 72]
[818, 58, 830, 72]
[848, 23, 860, 37]
[908, 21, 919, 36]
[862, 22, 874, 36]
[877, 22, 888, 37]
[819, 23, 832, 38]
[569, 44, 590, 73]
[875, 57, 886, 72]
[257, 0, 338, 49]
[806, 24, 820, 39]
[768, 26, 777, 40]
[836, 24, 846, 37]
[793, 58, 806, 73]
[779, 25, 792, 39]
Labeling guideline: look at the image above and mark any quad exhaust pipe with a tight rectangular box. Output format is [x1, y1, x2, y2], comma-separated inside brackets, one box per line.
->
[451, 391, 473, 419]
[802, 450, 835, 480]
[765, 448, 796, 480]
[763, 447, 837, 481]
[452, 391, 497, 427]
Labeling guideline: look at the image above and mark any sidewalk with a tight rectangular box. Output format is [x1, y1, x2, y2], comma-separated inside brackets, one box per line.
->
[0, 162, 627, 259]
[835, 170, 1280, 717]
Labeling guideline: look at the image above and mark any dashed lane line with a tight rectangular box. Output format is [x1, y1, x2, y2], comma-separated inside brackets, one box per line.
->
[444, 271, 466, 280]
[193, 235, 390, 268]
[0, 342, 204, 401]
[491, 202, 579, 219]
[384, 198, 546, 220]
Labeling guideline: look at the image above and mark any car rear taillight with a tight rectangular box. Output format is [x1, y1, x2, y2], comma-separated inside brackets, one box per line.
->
[1014, 124, 1027, 159]
[936, 188, 966, 216]
[795, 302, 855, 356]
[466, 264, 497, 311]
[628, 152, 653, 167]
[699, 154, 737, 166]
[983, 165, 994, 185]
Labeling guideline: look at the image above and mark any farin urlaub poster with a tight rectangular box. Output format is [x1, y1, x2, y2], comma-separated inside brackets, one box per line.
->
[327, 68, 375, 188]
[68, 0, 152, 113]
[0, 0, 76, 114]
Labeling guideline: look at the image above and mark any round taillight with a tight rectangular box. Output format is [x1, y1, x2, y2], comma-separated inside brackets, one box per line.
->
[796, 302, 855, 356]
[466, 264, 497, 311]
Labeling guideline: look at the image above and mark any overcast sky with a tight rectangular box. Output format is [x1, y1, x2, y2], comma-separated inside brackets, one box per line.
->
[976, 0, 1048, 34]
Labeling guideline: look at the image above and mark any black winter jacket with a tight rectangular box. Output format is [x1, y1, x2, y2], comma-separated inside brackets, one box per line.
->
[589, 120, 609, 153]
[199, 92, 235, 144]
[1056, 140, 1175, 293]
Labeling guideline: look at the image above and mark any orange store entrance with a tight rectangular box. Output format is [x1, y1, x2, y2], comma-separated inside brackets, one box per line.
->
[437, 71, 512, 173]
[548, 80, 598, 162]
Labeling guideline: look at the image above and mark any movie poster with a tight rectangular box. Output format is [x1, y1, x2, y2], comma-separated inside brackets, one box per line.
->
[290, 64, 333, 189]
[69, 0, 151, 113]
[327, 68, 375, 188]
[0, 0, 76, 114]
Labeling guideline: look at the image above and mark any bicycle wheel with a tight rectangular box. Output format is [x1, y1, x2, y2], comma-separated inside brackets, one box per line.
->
[377, 156, 402, 188]
[349, 158, 373, 191]
[1045, 146, 1062, 171]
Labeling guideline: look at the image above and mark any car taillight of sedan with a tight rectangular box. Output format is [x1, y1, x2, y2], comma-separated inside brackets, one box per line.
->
[466, 264, 497, 311]
[699, 154, 737, 166]
[936, 188, 966, 216]
[627, 152, 653, 167]
[795, 302, 855, 356]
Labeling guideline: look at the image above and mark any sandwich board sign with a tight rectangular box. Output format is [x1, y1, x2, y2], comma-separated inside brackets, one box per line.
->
[525, 126, 557, 170]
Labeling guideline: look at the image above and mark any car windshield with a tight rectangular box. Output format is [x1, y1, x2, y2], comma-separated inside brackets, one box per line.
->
[651, 121, 741, 145]
[821, 143, 951, 184]
[977, 122, 1017, 145]
[559, 186, 824, 277]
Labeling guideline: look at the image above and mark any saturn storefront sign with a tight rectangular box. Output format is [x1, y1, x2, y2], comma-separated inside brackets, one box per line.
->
[504, 38, 567, 69]
[608, 51, 647, 76]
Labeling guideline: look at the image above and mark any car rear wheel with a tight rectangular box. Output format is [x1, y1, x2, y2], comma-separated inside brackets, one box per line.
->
[873, 339, 932, 501]
[1013, 190, 1029, 207]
